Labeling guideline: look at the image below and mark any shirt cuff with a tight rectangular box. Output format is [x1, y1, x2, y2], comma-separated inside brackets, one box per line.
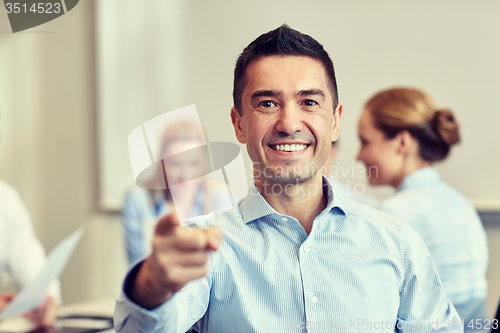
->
[114, 260, 178, 332]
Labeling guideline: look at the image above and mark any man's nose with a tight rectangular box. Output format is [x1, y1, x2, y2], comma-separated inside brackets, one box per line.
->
[275, 104, 303, 135]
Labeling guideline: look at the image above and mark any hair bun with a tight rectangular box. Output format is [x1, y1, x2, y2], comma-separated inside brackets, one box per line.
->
[432, 109, 460, 146]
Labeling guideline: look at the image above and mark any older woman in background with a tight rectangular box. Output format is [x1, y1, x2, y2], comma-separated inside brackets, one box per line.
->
[357, 87, 489, 330]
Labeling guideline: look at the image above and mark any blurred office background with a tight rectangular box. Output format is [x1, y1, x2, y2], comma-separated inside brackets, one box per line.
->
[0, 0, 499, 317]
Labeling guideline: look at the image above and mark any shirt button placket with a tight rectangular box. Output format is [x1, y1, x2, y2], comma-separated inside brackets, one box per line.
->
[300, 242, 318, 330]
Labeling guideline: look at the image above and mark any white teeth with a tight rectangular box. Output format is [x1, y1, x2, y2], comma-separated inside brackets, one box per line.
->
[273, 144, 307, 151]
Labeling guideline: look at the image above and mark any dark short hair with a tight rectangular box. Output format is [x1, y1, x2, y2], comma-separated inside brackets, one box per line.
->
[233, 24, 339, 114]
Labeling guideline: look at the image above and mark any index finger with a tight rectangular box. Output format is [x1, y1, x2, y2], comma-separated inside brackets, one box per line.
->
[155, 213, 182, 236]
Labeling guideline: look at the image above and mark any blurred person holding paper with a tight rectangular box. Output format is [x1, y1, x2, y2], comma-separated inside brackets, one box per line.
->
[0, 179, 61, 327]
[0, 116, 60, 327]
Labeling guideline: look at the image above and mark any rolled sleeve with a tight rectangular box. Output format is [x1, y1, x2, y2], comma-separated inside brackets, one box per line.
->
[114, 255, 212, 333]
[114, 260, 178, 332]
[114, 291, 178, 332]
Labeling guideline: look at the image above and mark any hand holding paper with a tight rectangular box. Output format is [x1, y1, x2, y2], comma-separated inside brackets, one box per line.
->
[0, 293, 15, 311]
[0, 227, 84, 323]
[24, 295, 58, 327]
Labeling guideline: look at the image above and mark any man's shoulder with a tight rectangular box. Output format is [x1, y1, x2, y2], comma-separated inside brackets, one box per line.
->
[337, 196, 404, 224]
[378, 190, 417, 218]
[335, 196, 411, 236]
[336, 197, 431, 265]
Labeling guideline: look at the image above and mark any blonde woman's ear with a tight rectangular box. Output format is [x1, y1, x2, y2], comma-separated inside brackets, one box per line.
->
[396, 130, 414, 156]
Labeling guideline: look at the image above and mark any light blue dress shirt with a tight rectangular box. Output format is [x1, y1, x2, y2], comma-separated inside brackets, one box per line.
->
[115, 177, 462, 333]
[379, 167, 488, 328]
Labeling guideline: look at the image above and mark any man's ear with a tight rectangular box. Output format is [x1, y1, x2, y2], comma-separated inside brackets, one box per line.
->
[231, 107, 246, 144]
[395, 130, 413, 156]
[331, 102, 343, 142]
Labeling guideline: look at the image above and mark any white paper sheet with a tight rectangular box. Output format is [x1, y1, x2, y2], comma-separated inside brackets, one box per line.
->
[0, 227, 85, 321]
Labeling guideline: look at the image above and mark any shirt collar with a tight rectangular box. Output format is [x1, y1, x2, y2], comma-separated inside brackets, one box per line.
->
[240, 176, 346, 224]
[397, 166, 441, 192]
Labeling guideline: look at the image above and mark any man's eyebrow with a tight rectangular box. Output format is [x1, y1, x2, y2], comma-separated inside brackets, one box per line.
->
[250, 90, 282, 99]
[297, 89, 325, 98]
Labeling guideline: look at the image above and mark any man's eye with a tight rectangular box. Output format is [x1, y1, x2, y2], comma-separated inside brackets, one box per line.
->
[258, 100, 276, 108]
[303, 100, 317, 107]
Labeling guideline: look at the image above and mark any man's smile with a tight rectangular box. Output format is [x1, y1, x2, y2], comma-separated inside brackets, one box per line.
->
[268, 143, 310, 152]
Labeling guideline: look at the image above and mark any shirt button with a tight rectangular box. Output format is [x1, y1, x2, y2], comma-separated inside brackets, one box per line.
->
[304, 246, 310, 253]
[311, 296, 317, 303]
[281, 217, 287, 222]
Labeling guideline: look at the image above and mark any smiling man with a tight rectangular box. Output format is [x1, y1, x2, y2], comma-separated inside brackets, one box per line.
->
[231, 54, 339, 235]
[114, 25, 463, 333]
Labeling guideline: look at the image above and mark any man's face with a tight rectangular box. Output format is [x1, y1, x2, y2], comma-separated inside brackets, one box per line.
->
[231, 55, 342, 186]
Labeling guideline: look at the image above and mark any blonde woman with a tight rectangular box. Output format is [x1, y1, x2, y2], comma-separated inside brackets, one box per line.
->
[122, 121, 230, 265]
[357, 87, 489, 330]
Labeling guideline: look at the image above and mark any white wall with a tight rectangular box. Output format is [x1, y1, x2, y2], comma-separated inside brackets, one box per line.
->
[0, 0, 498, 317]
